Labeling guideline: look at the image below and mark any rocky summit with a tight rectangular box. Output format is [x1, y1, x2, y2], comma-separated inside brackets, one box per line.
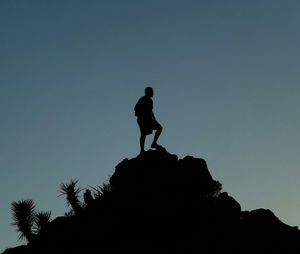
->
[3, 148, 300, 253]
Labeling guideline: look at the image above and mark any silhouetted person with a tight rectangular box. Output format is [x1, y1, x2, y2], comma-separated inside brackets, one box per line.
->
[134, 86, 163, 154]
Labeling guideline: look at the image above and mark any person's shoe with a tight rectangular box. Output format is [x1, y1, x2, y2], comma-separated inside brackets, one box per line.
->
[151, 143, 161, 149]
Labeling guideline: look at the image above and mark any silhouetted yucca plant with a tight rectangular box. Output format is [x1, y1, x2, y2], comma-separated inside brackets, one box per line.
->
[59, 179, 83, 215]
[89, 182, 113, 200]
[11, 200, 36, 243]
[64, 209, 75, 217]
[33, 211, 51, 235]
[208, 180, 222, 198]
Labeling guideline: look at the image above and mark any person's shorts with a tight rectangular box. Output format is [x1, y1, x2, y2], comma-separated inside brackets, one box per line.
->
[137, 118, 162, 136]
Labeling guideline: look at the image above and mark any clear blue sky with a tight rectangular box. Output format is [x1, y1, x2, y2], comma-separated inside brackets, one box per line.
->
[1, 0, 300, 251]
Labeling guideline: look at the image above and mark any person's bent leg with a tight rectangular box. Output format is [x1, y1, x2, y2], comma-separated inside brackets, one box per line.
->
[151, 124, 163, 148]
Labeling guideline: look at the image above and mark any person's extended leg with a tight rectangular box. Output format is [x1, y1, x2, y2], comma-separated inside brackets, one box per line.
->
[151, 123, 163, 148]
[140, 134, 146, 153]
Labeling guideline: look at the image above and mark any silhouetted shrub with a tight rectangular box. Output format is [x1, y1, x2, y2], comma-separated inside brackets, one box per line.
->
[11, 200, 36, 243]
[59, 179, 83, 215]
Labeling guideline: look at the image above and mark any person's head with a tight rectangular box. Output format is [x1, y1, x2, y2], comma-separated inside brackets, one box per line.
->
[145, 86, 154, 97]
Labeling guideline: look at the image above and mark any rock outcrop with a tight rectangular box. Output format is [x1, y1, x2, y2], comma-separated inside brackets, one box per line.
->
[3, 148, 300, 253]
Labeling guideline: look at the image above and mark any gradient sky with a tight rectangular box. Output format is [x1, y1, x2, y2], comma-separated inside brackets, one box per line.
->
[1, 0, 300, 251]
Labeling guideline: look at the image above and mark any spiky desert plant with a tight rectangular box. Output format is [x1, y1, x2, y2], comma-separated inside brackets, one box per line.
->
[59, 179, 83, 215]
[83, 189, 94, 206]
[209, 180, 222, 198]
[11, 199, 36, 242]
[64, 209, 75, 217]
[33, 211, 51, 235]
[89, 182, 112, 200]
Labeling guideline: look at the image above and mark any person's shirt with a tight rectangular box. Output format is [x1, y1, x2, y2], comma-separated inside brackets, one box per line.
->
[135, 95, 153, 119]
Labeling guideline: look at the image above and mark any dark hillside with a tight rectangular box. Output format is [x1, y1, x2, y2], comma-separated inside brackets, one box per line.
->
[3, 148, 300, 253]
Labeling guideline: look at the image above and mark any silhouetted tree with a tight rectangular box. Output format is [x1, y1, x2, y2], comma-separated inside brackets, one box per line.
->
[33, 211, 51, 235]
[59, 179, 83, 215]
[11, 200, 36, 243]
